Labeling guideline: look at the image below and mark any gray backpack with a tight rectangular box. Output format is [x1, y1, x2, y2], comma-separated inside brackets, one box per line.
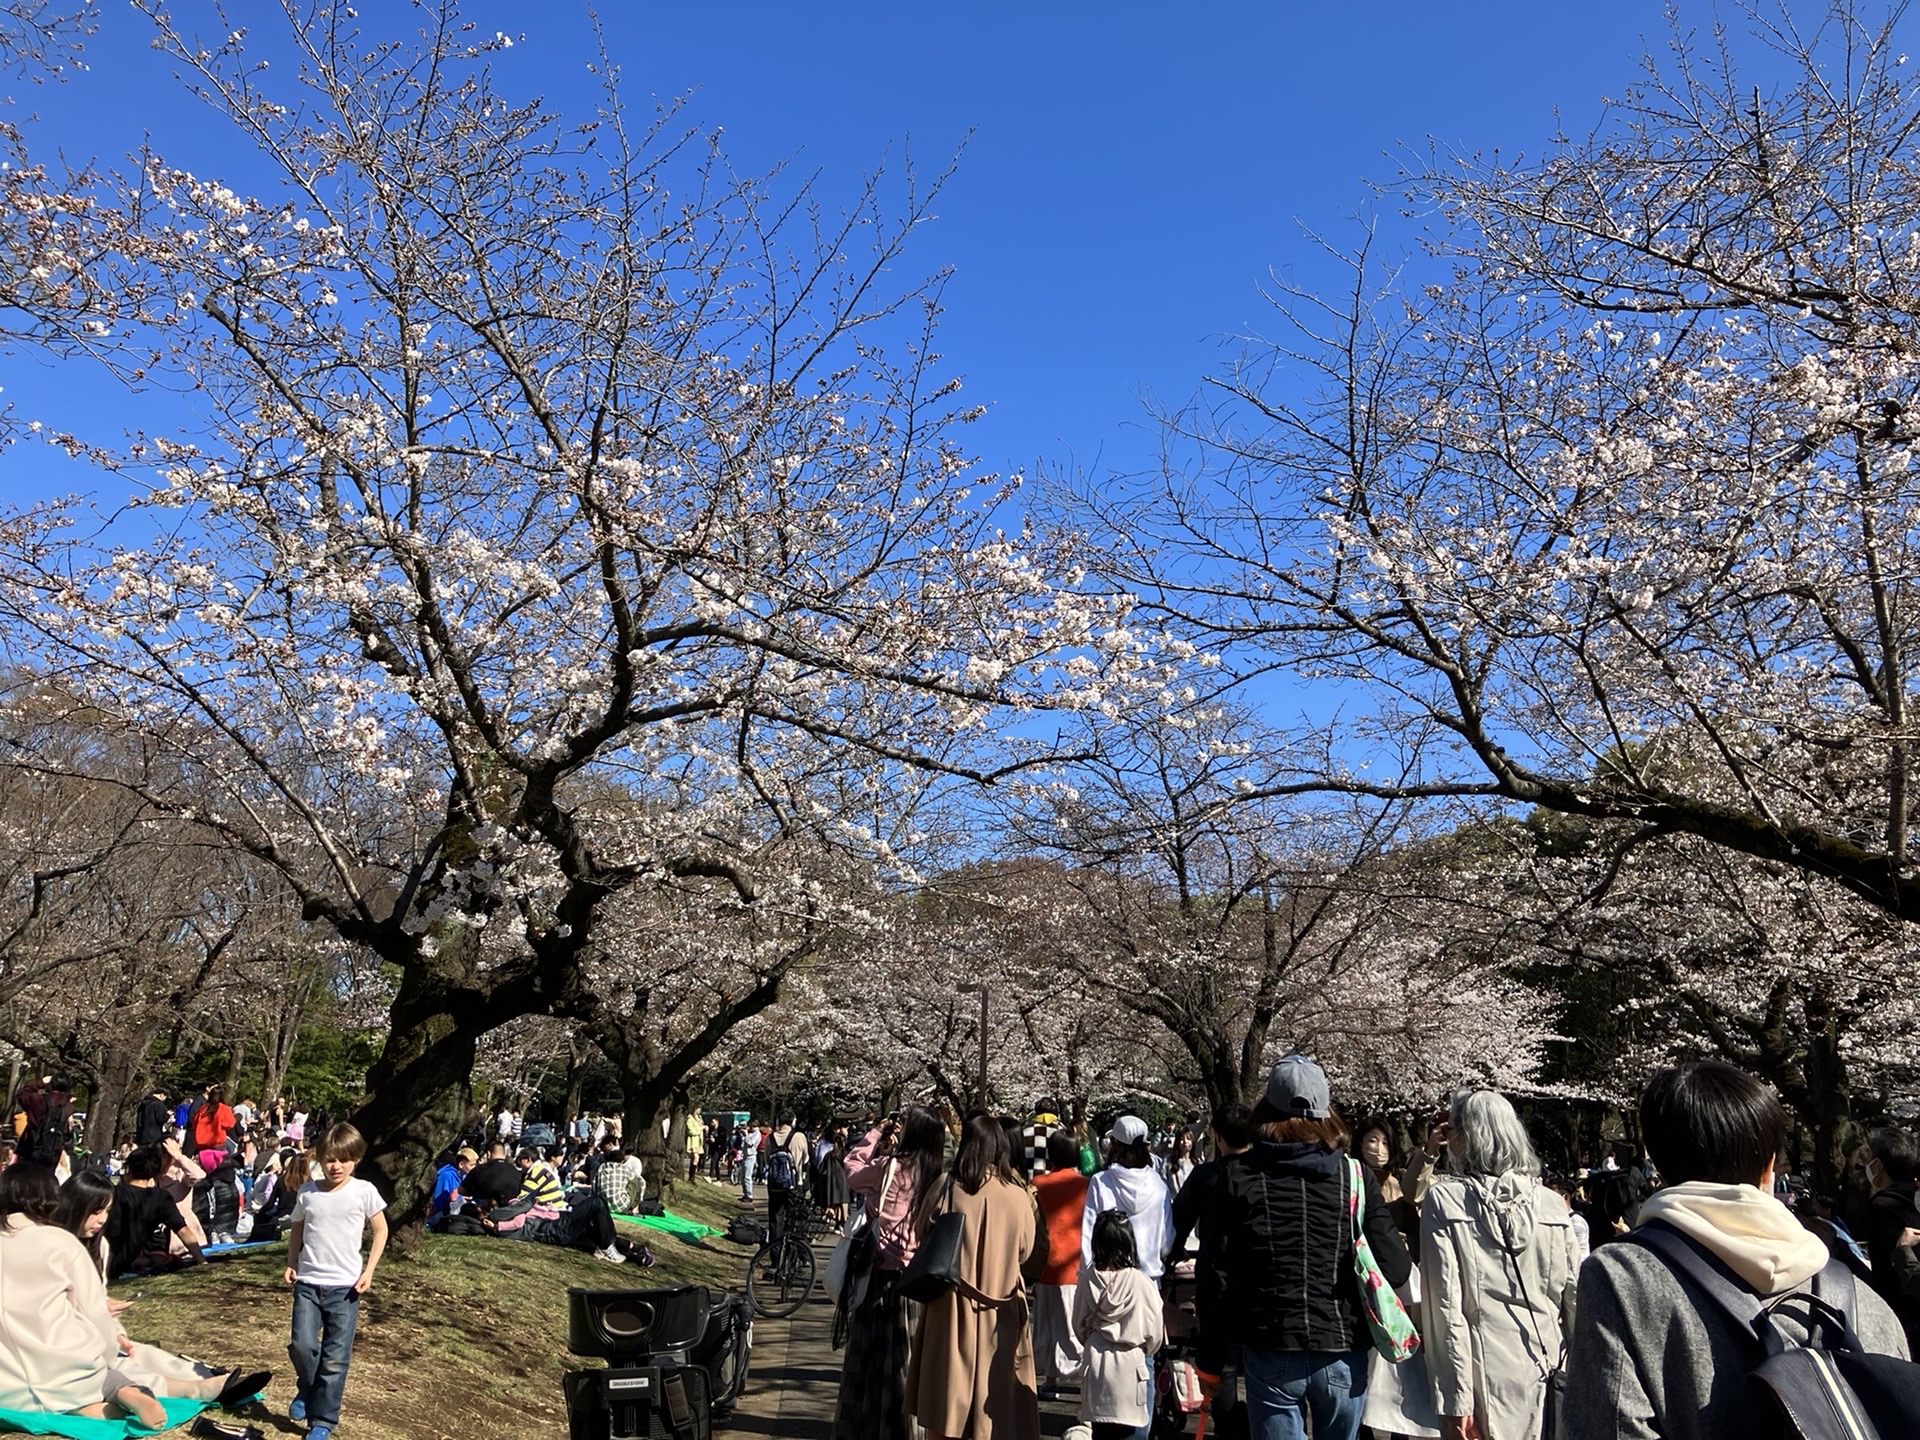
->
[1633, 1222, 1920, 1439]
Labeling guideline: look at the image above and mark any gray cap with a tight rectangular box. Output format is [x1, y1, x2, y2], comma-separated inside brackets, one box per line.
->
[1265, 1054, 1331, 1120]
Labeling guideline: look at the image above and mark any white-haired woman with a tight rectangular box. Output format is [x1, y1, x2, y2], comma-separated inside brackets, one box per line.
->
[1419, 1088, 1579, 1440]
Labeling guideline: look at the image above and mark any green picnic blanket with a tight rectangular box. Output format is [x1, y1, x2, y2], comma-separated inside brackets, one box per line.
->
[0, 1396, 209, 1437]
[615, 1208, 721, 1241]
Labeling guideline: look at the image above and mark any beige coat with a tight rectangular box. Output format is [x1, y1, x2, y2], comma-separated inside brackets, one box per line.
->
[0, 1214, 121, 1413]
[905, 1175, 1040, 1440]
[1420, 1174, 1580, 1440]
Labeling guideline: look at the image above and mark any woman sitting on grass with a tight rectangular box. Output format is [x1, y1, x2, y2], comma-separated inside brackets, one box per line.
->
[56, 1170, 272, 1409]
[0, 1164, 166, 1431]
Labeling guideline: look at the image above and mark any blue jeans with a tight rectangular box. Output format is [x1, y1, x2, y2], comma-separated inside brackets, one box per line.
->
[741, 1150, 756, 1200]
[1242, 1348, 1369, 1440]
[289, 1282, 360, 1427]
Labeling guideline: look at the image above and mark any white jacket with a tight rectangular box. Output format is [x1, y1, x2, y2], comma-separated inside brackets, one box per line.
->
[1419, 1173, 1579, 1440]
[1082, 1165, 1174, 1279]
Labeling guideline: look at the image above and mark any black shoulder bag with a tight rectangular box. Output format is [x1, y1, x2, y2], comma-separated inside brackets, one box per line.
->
[900, 1177, 966, 1302]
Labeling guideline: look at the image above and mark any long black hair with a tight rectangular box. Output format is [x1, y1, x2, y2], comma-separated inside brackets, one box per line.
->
[1091, 1208, 1138, 1272]
[0, 1162, 61, 1223]
[896, 1106, 947, 1215]
[951, 1113, 1015, 1196]
[56, 1168, 115, 1268]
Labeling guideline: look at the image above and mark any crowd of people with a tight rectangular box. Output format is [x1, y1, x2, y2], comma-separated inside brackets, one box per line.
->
[4, 1060, 1919, 1440]
[768, 1058, 1920, 1440]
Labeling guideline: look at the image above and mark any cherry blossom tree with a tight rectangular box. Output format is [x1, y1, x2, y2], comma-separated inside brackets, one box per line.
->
[1007, 705, 1558, 1114]
[1095, 4, 1920, 929]
[0, 1, 1146, 1224]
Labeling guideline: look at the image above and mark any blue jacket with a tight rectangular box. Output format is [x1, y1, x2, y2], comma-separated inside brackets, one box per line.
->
[430, 1162, 464, 1218]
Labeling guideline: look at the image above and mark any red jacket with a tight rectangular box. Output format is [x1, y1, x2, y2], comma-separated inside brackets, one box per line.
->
[1033, 1168, 1089, 1286]
[190, 1102, 235, 1151]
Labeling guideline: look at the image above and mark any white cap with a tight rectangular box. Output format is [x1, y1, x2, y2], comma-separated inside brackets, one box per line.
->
[1107, 1115, 1148, 1146]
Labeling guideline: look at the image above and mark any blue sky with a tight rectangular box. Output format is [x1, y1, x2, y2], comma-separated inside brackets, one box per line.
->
[5, 2, 1806, 501]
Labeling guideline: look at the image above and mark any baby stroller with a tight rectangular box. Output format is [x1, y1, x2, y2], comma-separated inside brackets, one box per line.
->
[563, 1284, 751, 1439]
[1150, 1259, 1206, 1438]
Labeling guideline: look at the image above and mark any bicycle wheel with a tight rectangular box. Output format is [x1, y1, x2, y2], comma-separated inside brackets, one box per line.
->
[746, 1235, 814, 1319]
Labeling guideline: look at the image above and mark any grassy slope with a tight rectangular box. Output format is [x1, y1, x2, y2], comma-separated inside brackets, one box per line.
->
[116, 1177, 753, 1440]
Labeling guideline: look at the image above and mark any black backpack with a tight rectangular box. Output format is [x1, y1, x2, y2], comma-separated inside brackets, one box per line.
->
[1633, 1222, 1920, 1439]
[763, 1137, 798, 1190]
[727, 1216, 766, 1246]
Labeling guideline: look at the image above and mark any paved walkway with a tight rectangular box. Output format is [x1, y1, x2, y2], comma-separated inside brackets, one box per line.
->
[726, 1241, 1087, 1438]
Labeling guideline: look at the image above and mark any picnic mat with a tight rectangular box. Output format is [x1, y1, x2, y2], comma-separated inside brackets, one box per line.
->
[0, 1396, 209, 1437]
[616, 1208, 721, 1241]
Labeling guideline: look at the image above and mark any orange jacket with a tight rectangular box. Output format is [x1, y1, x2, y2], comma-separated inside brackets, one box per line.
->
[1033, 1167, 1089, 1287]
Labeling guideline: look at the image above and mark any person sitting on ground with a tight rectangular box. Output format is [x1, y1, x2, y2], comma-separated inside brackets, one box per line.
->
[516, 1146, 565, 1206]
[429, 1148, 476, 1221]
[460, 1141, 522, 1208]
[482, 1183, 641, 1266]
[192, 1155, 244, 1246]
[0, 1165, 167, 1430]
[56, 1170, 270, 1407]
[594, 1145, 646, 1215]
[1562, 1060, 1911, 1440]
[106, 1146, 206, 1277]
[149, 1139, 210, 1257]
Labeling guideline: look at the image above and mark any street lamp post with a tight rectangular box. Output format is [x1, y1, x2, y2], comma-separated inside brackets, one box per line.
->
[957, 982, 988, 1110]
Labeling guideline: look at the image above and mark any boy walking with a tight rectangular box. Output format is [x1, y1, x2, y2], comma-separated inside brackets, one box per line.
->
[283, 1123, 388, 1440]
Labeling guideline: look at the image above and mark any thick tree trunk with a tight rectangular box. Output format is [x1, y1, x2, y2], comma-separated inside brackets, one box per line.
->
[349, 966, 489, 1242]
[85, 1044, 144, 1156]
[621, 1071, 675, 1201]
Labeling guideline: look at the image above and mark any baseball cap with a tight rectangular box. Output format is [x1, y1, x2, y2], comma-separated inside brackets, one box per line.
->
[1107, 1115, 1149, 1146]
[457, 1147, 479, 1164]
[1265, 1054, 1332, 1120]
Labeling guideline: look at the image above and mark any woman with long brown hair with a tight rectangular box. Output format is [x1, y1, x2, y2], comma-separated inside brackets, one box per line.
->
[904, 1114, 1040, 1440]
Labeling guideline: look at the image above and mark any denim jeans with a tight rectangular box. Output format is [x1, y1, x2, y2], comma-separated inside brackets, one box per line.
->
[741, 1150, 756, 1200]
[289, 1282, 360, 1427]
[1242, 1347, 1369, 1440]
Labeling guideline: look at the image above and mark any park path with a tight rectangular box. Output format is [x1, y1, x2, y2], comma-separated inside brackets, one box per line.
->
[725, 1239, 1085, 1438]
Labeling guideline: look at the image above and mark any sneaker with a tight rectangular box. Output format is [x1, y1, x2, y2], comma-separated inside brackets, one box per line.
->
[596, 1243, 627, 1264]
[288, 1399, 306, 1423]
[308, 1427, 332, 1440]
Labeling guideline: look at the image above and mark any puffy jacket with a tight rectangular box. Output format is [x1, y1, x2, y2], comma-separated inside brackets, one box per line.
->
[1201, 1140, 1411, 1362]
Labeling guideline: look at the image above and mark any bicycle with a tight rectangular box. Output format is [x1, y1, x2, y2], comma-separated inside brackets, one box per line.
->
[744, 1199, 820, 1319]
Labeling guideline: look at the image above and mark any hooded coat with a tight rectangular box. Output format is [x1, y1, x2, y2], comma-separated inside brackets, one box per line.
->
[1420, 1172, 1580, 1440]
[1072, 1266, 1164, 1426]
[1081, 1164, 1174, 1280]
[0, 1215, 121, 1413]
[1561, 1182, 1911, 1440]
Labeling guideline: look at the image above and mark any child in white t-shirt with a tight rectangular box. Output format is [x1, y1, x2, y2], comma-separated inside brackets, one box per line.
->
[283, 1123, 388, 1440]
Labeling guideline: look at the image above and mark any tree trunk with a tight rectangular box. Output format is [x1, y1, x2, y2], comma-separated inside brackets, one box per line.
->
[666, 1086, 692, 1195]
[562, 1033, 588, 1139]
[84, 1043, 145, 1157]
[223, 1040, 246, 1097]
[1800, 985, 1862, 1200]
[349, 966, 489, 1242]
[621, 1070, 676, 1201]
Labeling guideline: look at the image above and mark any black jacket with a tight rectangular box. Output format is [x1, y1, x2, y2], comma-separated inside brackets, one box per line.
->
[1199, 1139, 1411, 1362]
[1863, 1181, 1920, 1349]
[134, 1095, 173, 1148]
[1169, 1154, 1233, 1340]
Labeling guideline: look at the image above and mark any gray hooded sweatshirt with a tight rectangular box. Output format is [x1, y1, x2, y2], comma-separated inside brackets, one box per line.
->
[1562, 1182, 1911, 1440]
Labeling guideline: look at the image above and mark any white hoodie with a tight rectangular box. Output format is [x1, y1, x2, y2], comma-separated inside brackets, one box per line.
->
[1637, 1181, 1830, 1295]
[1081, 1164, 1174, 1279]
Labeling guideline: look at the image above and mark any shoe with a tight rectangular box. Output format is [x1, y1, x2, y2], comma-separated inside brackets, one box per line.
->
[216, 1369, 273, 1407]
[288, 1398, 306, 1422]
[596, 1242, 627, 1264]
[308, 1427, 332, 1440]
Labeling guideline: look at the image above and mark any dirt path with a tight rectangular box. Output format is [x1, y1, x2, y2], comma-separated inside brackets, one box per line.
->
[726, 1241, 1086, 1439]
